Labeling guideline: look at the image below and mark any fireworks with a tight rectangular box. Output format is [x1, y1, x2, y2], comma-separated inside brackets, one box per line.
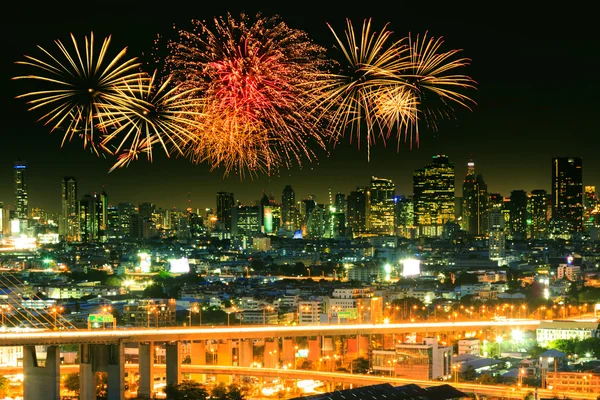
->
[308, 19, 476, 158]
[13, 32, 142, 154]
[163, 12, 332, 177]
[13, 15, 475, 176]
[97, 71, 205, 171]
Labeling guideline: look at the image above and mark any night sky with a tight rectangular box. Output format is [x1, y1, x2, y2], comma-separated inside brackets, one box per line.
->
[1, 3, 597, 214]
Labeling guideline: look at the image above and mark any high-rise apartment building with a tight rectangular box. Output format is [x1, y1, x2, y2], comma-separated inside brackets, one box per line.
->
[489, 210, 506, 262]
[462, 160, 488, 236]
[584, 186, 599, 230]
[528, 189, 548, 239]
[60, 177, 79, 241]
[334, 192, 346, 215]
[413, 155, 455, 237]
[551, 157, 583, 234]
[14, 160, 28, 220]
[216, 192, 235, 232]
[347, 187, 368, 237]
[509, 190, 528, 239]
[281, 185, 295, 231]
[368, 176, 396, 235]
[395, 196, 414, 238]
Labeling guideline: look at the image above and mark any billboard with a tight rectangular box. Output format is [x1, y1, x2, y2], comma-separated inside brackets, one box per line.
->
[169, 257, 190, 273]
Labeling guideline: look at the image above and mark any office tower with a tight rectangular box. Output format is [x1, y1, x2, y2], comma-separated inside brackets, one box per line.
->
[138, 202, 157, 239]
[14, 160, 28, 220]
[334, 192, 346, 215]
[489, 210, 506, 262]
[584, 186, 598, 229]
[60, 177, 79, 241]
[528, 189, 548, 239]
[106, 205, 120, 239]
[347, 187, 368, 237]
[462, 160, 488, 236]
[216, 192, 235, 232]
[488, 193, 503, 210]
[551, 157, 583, 234]
[117, 203, 137, 238]
[79, 192, 107, 242]
[232, 205, 262, 237]
[281, 185, 295, 231]
[368, 176, 396, 235]
[395, 196, 414, 238]
[508, 190, 528, 239]
[306, 203, 325, 238]
[413, 155, 455, 237]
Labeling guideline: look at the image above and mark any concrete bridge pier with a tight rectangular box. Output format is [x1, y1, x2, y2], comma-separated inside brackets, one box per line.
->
[107, 342, 125, 400]
[138, 342, 155, 399]
[79, 344, 97, 400]
[23, 345, 60, 400]
[166, 341, 181, 387]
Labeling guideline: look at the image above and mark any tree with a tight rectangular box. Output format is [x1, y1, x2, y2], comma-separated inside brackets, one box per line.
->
[0, 376, 11, 398]
[461, 365, 476, 381]
[476, 373, 497, 384]
[211, 382, 228, 400]
[351, 357, 370, 374]
[63, 372, 80, 394]
[164, 380, 209, 400]
[227, 383, 246, 400]
[105, 276, 122, 286]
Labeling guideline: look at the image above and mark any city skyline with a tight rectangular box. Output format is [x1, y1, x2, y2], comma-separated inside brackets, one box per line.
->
[1, 4, 597, 213]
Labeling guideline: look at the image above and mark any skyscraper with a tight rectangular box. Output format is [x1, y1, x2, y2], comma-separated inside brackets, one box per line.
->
[216, 192, 235, 232]
[281, 185, 295, 231]
[413, 155, 455, 237]
[489, 210, 506, 262]
[369, 176, 396, 235]
[60, 177, 79, 241]
[509, 190, 528, 239]
[528, 189, 548, 239]
[347, 187, 368, 237]
[14, 160, 28, 220]
[551, 157, 583, 234]
[461, 159, 488, 236]
[79, 192, 107, 242]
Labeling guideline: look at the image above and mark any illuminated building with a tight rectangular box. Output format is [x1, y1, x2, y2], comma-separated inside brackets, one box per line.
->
[298, 300, 321, 325]
[60, 176, 79, 241]
[281, 185, 296, 231]
[489, 192, 503, 210]
[488, 210, 506, 262]
[136, 202, 157, 239]
[347, 187, 368, 237]
[372, 338, 453, 380]
[79, 192, 108, 242]
[306, 203, 325, 238]
[394, 196, 414, 238]
[583, 186, 598, 229]
[123, 299, 176, 328]
[461, 159, 488, 236]
[106, 205, 119, 239]
[528, 189, 548, 239]
[232, 205, 261, 237]
[334, 192, 346, 215]
[551, 157, 583, 234]
[117, 202, 137, 238]
[509, 190, 528, 239]
[368, 176, 396, 235]
[216, 192, 235, 232]
[260, 192, 280, 234]
[0, 202, 5, 237]
[14, 160, 28, 220]
[413, 155, 455, 238]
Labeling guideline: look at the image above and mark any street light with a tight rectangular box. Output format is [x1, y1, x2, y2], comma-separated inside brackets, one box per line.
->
[49, 306, 64, 330]
[101, 305, 112, 330]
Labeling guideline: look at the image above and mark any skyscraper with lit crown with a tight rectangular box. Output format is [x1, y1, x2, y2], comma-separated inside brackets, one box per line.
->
[413, 155, 455, 237]
[462, 159, 488, 236]
[14, 160, 28, 220]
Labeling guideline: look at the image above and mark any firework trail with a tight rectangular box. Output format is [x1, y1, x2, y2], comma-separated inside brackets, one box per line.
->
[163, 12, 332, 177]
[13, 32, 142, 154]
[308, 19, 476, 159]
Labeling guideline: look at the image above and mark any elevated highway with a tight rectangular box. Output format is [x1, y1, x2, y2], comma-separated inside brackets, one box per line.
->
[0, 319, 540, 347]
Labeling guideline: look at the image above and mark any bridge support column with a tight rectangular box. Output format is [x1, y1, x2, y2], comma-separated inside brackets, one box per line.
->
[107, 342, 125, 400]
[138, 342, 155, 399]
[23, 345, 60, 400]
[166, 341, 181, 387]
[79, 344, 97, 400]
[190, 341, 206, 383]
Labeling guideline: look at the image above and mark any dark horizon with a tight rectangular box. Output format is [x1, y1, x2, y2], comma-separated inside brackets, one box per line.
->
[1, 3, 597, 214]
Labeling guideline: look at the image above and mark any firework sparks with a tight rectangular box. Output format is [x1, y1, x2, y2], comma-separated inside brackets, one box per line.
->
[163, 12, 332, 177]
[97, 71, 205, 172]
[12, 32, 143, 154]
[308, 19, 476, 159]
